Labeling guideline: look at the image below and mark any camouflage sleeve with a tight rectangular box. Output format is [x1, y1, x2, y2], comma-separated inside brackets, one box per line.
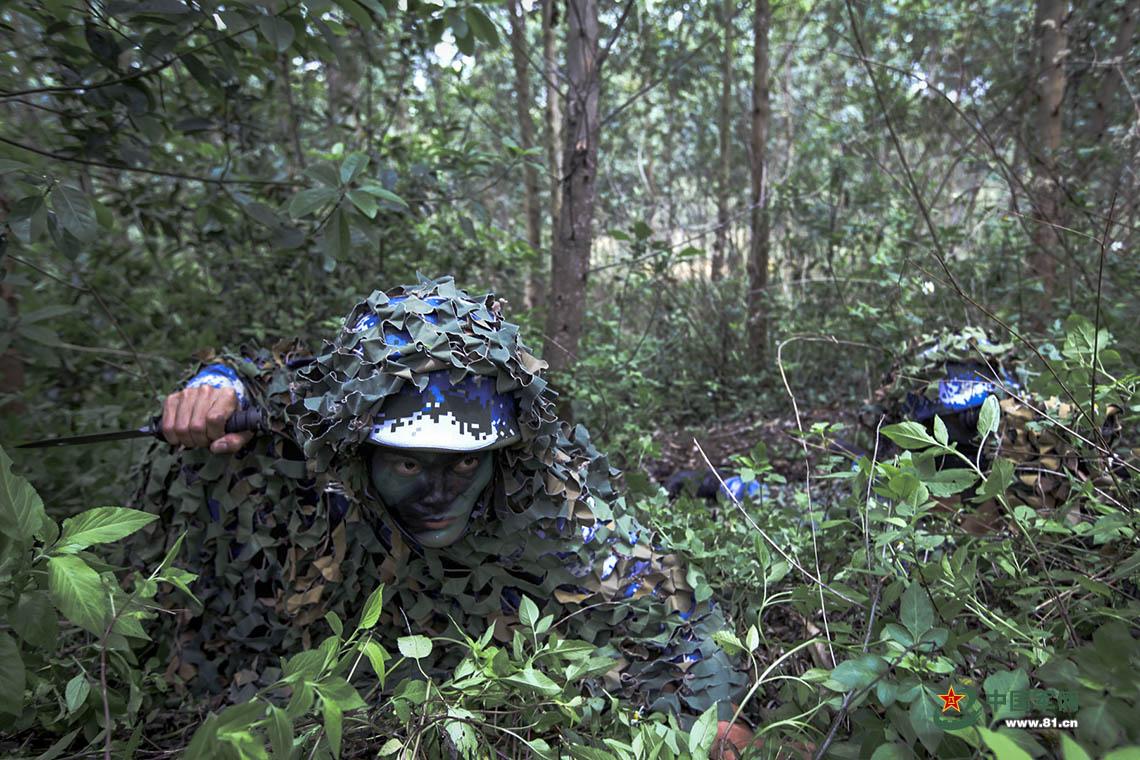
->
[550, 507, 750, 723]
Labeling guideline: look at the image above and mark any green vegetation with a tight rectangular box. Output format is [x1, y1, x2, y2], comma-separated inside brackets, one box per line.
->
[2, 0, 1138, 757]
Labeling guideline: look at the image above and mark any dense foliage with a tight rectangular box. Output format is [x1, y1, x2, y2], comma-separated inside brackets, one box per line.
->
[1, 0, 1137, 757]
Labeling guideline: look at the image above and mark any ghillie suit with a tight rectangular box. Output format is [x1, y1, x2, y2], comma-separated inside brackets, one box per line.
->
[863, 327, 1133, 530]
[130, 277, 747, 721]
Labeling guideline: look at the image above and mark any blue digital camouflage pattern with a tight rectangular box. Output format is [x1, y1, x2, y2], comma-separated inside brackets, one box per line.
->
[186, 363, 249, 408]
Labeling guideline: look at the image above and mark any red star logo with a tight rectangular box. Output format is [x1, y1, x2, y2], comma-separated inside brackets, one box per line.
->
[938, 686, 967, 713]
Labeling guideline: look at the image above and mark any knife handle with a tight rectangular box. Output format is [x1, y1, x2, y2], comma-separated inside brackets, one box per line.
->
[151, 408, 265, 439]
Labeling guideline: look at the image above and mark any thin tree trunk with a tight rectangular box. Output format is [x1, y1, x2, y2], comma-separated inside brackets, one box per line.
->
[508, 0, 544, 309]
[746, 0, 770, 363]
[280, 54, 306, 169]
[1086, 0, 1138, 143]
[1027, 0, 1067, 318]
[542, 0, 563, 254]
[544, 0, 599, 377]
[712, 0, 734, 282]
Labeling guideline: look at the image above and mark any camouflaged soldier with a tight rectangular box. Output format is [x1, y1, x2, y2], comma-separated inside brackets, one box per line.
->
[134, 277, 755, 752]
[865, 328, 1131, 530]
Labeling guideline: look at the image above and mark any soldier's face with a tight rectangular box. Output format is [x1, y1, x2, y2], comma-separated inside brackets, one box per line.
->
[368, 447, 493, 548]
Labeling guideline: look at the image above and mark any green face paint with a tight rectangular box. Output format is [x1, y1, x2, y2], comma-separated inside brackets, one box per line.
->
[367, 447, 493, 548]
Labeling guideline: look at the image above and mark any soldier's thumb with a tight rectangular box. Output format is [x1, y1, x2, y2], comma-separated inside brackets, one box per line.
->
[210, 431, 254, 454]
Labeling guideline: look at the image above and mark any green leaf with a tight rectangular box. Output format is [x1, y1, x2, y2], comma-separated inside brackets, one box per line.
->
[358, 182, 408, 209]
[316, 677, 366, 711]
[977, 394, 1000, 437]
[0, 633, 25, 716]
[933, 416, 948, 446]
[360, 640, 389, 680]
[266, 706, 293, 758]
[976, 458, 1015, 502]
[465, 7, 499, 45]
[976, 728, 1032, 760]
[288, 187, 339, 218]
[870, 744, 914, 760]
[925, 469, 978, 498]
[0, 446, 46, 541]
[52, 185, 97, 242]
[321, 207, 350, 269]
[909, 692, 943, 754]
[65, 674, 90, 713]
[687, 703, 718, 758]
[346, 189, 378, 219]
[47, 555, 110, 635]
[358, 585, 384, 631]
[745, 625, 760, 651]
[397, 635, 432, 659]
[340, 152, 370, 184]
[377, 738, 403, 756]
[519, 595, 540, 629]
[900, 583, 934, 639]
[830, 654, 889, 691]
[258, 15, 295, 52]
[882, 422, 939, 450]
[984, 669, 1029, 721]
[55, 507, 157, 553]
[324, 611, 343, 637]
[322, 698, 343, 759]
[12, 591, 58, 648]
[0, 159, 32, 174]
[503, 666, 561, 696]
[712, 629, 744, 656]
[1059, 734, 1092, 760]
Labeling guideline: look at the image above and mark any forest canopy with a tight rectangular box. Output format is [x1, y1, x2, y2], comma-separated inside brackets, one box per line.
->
[0, 0, 1138, 758]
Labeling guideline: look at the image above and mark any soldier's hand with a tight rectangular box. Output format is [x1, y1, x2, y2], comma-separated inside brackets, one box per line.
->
[161, 386, 254, 453]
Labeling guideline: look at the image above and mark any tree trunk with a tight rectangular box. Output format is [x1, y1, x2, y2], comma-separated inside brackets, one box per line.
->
[712, 0, 734, 282]
[542, 0, 563, 259]
[1086, 0, 1138, 144]
[746, 0, 770, 363]
[1027, 0, 1067, 318]
[544, 0, 599, 377]
[507, 0, 544, 309]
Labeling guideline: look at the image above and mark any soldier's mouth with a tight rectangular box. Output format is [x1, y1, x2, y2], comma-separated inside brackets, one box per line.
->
[419, 517, 455, 530]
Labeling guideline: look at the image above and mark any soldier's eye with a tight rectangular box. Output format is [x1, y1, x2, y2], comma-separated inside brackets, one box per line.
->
[396, 459, 421, 475]
[453, 455, 481, 474]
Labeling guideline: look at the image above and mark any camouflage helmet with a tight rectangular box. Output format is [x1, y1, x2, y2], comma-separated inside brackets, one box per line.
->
[873, 327, 1026, 423]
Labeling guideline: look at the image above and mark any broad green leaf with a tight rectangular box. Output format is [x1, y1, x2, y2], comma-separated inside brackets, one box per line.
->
[1102, 748, 1140, 760]
[0, 633, 25, 716]
[977, 394, 1000, 437]
[870, 744, 914, 760]
[346, 189, 378, 219]
[65, 674, 90, 713]
[503, 666, 561, 696]
[266, 706, 293, 758]
[340, 152, 370, 184]
[358, 182, 408, 209]
[712, 629, 744, 656]
[324, 611, 343, 637]
[976, 728, 1032, 760]
[882, 422, 939, 450]
[1059, 734, 1092, 760]
[12, 591, 58, 648]
[984, 669, 1029, 721]
[976, 458, 1015, 501]
[316, 677, 366, 711]
[322, 698, 343, 759]
[377, 738, 403, 756]
[397, 635, 432, 659]
[288, 187, 338, 218]
[0, 446, 46, 541]
[55, 506, 157, 553]
[687, 703, 718, 758]
[0, 159, 32, 174]
[52, 185, 97, 242]
[909, 692, 943, 754]
[358, 585, 384, 631]
[745, 625, 760, 651]
[830, 654, 889, 691]
[933, 415, 948, 446]
[465, 7, 499, 45]
[321, 207, 350, 269]
[518, 594, 539, 629]
[925, 469, 978, 497]
[47, 555, 110, 635]
[900, 582, 934, 638]
[259, 15, 295, 52]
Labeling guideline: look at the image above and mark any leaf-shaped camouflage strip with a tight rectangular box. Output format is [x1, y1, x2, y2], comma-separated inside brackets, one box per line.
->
[124, 276, 747, 720]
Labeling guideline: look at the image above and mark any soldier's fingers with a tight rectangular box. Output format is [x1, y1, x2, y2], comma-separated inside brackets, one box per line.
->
[174, 387, 209, 449]
[204, 389, 239, 443]
[188, 388, 217, 449]
[161, 392, 181, 445]
[209, 431, 254, 455]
